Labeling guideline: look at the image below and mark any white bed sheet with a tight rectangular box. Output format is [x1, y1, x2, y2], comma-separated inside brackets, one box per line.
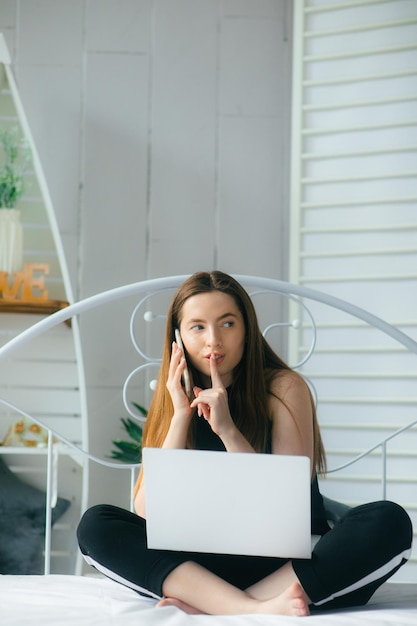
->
[1, 575, 416, 626]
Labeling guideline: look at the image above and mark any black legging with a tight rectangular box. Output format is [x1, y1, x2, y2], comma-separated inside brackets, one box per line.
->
[77, 500, 412, 610]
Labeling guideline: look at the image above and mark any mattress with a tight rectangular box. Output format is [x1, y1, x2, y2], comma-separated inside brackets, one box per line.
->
[0, 575, 416, 625]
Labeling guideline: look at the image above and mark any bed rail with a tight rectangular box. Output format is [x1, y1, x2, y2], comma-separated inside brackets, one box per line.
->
[0, 275, 416, 577]
[0, 398, 139, 574]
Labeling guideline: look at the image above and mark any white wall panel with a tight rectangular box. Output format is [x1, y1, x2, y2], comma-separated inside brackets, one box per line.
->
[218, 117, 283, 276]
[3, 0, 293, 510]
[18, 64, 82, 237]
[219, 17, 282, 116]
[149, 0, 218, 276]
[82, 52, 148, 292]
[19, 0, 84, 66]
[223, 0, 284, 17]
[86, 0, 151, 52]
[217, 9, 291, 275]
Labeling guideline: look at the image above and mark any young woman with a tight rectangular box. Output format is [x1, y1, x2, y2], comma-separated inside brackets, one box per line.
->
[77, 271, 412, 617]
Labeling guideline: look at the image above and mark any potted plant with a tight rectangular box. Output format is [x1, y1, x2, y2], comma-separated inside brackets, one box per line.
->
[109, 403, 147, 464]
[0, 126, 30, 274]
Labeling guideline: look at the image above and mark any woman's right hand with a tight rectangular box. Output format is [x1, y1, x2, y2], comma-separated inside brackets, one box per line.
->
[136, 341, 194, 515]
[165, 341, 194, 423]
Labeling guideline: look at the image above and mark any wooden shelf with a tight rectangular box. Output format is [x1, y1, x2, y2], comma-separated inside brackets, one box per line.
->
[0, 299, 69, 316]
[0, 299, 71, 325]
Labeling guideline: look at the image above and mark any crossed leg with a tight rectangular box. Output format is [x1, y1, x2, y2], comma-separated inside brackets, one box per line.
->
[157, 560, 310, 616]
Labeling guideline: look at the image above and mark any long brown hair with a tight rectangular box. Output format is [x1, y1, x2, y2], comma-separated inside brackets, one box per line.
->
[134, 271, 326, 495]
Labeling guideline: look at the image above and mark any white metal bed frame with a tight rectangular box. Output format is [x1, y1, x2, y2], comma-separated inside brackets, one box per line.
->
[0, 275, 416, 576]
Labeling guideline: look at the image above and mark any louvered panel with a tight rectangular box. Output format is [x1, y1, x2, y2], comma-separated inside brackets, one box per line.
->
[320, 475, 417, 514]
[321, 425, 417, 455]
[305, 352, 417, 372]
[303, 207, 417, 229]
[290, 0, 417, 582]
[325, 450, 417, 478]
[320, 421, 417, 437]
[308, 376, 416, 399]
[291, 2, 417, 291]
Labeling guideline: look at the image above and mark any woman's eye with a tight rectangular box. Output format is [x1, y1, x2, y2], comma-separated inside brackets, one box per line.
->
[223, 321, 234, 328]
[191, 324, 203, 331]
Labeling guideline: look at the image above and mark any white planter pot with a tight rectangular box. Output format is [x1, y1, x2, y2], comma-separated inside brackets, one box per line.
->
[0, 208, 23, 273]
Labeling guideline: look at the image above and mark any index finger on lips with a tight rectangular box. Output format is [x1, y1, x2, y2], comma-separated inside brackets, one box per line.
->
[209, 353, 224, 388]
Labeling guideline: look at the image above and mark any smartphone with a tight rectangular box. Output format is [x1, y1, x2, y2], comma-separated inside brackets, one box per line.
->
[175, 328, 192, 399]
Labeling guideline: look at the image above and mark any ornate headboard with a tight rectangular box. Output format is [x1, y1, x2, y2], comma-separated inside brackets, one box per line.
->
[0, 276, 416, 579]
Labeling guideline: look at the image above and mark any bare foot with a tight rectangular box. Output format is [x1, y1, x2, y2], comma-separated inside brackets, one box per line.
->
[261, 582, 310, 617]
[156, 597, 205, 614]
[157, 583, 309, 617]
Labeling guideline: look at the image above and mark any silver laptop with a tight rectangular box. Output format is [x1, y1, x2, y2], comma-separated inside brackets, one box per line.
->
[143, 448, 312, 559]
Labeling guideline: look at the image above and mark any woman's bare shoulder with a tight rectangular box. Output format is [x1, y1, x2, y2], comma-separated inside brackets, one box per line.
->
[268, 369, 314, 461]
[269, 368, 310, 399]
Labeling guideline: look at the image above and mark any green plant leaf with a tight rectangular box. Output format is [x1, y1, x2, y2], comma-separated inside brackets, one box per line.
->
[109, 439, 141, 463]
[0, 127, 31, 208]
[112, 440, 140, 453]
[109, 450, 141, 463]
[120, 417, 143, 443]
[109, 406, 146, 463]
[131, 402, 147, 417]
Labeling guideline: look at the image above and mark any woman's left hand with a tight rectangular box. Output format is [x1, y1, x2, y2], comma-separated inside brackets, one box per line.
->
[190, 355, 235, 440]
